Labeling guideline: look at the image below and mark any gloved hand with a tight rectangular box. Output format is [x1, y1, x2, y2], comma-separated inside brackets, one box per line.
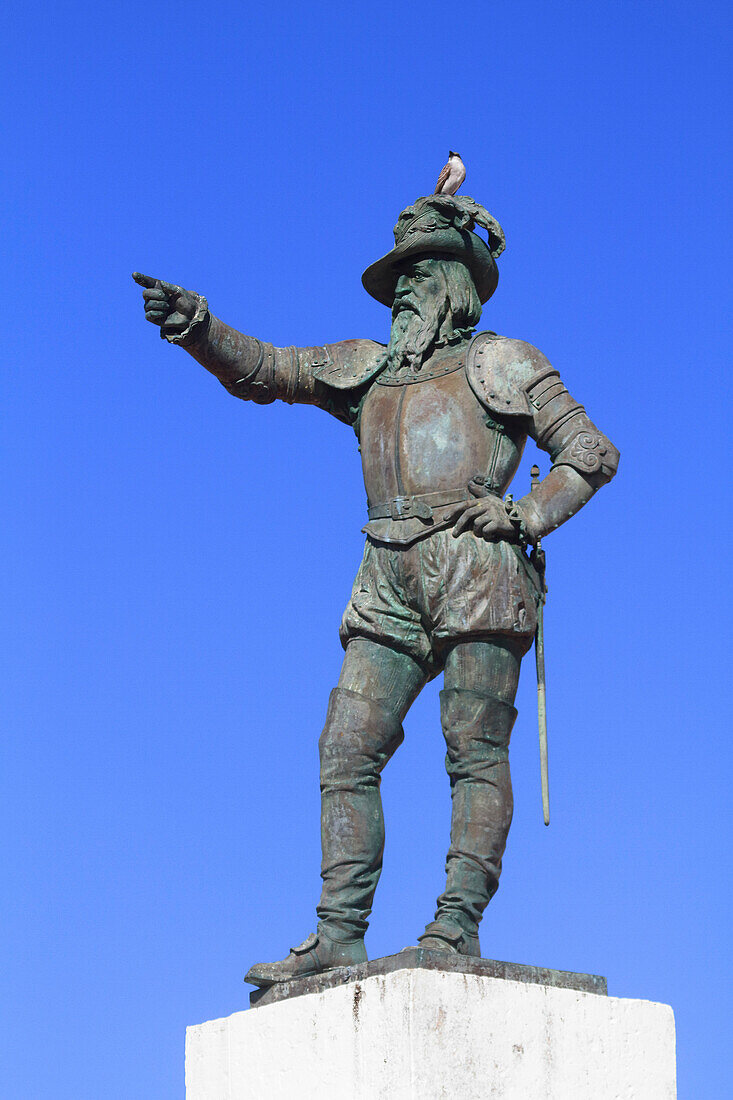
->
[133, 272, 202, 338]
[449, 476, 517, 541]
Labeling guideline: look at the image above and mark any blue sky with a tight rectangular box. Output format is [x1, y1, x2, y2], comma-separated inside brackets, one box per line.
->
[2, 1, 731, 1096]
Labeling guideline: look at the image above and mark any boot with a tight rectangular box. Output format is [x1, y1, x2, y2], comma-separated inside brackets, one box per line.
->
[316, 687, 404, 939]
[418, 916, 481, 956]
[245, 926, 367, 987]
[246, 687, 403, 986]
[420, 687, 517, 955]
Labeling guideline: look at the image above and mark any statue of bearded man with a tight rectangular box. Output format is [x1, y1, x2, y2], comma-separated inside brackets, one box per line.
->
[134, 193, 619, 988]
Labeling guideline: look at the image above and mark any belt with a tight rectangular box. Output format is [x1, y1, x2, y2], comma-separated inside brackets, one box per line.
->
[367, 488, 472, 523]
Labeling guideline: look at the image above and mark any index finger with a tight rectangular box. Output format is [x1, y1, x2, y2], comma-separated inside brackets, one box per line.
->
[132, 272, 160, 289]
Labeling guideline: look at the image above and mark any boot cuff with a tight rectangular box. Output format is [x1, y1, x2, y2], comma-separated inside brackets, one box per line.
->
[440, 687, 517, 735]
[325, 687, 403, 740]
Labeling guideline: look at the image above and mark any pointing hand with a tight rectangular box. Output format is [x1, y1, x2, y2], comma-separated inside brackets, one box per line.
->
[132, 272, 200, 336]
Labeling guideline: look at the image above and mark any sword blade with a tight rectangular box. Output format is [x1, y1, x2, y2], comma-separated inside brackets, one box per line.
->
[529, 468, 550, 825]
[535, 598, 550, 826]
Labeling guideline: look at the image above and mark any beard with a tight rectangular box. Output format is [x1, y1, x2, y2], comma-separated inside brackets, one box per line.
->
[386, 296, 448, 373]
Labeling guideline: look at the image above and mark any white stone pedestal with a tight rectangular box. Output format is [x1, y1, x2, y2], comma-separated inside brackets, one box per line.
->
[186, 957, 676, 1099]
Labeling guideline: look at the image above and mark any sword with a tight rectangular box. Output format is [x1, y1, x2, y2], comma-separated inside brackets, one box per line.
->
[530, 465, 550, 826]
[465, 468, 550, 824]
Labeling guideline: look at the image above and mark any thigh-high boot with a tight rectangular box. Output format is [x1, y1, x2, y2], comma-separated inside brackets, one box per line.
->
[246, 685, 404, 985]
[317, 686, 404, 940]
[419, 687, 517, 956]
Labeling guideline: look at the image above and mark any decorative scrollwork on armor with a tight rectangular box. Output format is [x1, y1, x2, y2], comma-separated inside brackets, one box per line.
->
[553, 427, 619, 481]
[568, 430, 607, 472]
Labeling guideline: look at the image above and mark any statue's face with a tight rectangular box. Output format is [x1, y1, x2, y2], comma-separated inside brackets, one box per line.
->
[386, 254, 479, 372]
[387, 257, 448, 372]
[392, 258, 444, 317]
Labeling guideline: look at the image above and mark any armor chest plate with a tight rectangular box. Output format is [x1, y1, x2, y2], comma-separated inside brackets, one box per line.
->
[359, 365, 526, 511]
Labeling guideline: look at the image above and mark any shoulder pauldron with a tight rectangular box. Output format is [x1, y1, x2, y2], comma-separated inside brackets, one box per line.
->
[466, 331, 546, 417]
[312, 340, 387, 390]
[466, 331, 618, 483]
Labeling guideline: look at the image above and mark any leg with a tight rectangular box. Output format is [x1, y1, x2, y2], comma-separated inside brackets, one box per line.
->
[419, 638, 522, 956]
[318, 637, 427, 938]
[246, 638, 427, 986]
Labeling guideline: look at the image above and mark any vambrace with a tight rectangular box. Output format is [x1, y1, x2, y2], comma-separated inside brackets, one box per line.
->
[526, 367, 619, 485]
[515, 465, 597, 540]
[165, 299, 329, 406]
[550, 420, 619, 485]
[517, 367, 619, 540]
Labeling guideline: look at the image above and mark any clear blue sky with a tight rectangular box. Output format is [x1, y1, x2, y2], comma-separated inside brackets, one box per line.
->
[2, 1, 731, 1096]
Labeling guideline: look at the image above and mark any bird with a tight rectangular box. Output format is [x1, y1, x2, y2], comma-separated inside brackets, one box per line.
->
[434, 151, 466, 195]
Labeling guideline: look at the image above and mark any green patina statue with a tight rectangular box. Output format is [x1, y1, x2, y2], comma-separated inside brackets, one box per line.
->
[134, 189, 618, 989]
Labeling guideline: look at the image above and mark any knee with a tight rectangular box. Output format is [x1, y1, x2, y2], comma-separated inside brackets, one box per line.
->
[440, 688, 517, 782]
[319, 687, 404, 786]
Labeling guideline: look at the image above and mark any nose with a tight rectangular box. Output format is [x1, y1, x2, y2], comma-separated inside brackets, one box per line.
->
[394, 276, 411, 298]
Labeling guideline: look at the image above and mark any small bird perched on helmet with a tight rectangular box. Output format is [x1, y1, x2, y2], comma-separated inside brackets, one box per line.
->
[434, 151, 466, 195]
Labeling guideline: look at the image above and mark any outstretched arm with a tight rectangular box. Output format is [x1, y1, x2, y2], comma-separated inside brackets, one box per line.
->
[133, 273, 383, 421]
[134, 272, 325, 407]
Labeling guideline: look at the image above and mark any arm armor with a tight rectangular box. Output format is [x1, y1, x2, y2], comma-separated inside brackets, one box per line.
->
[519, 365, 619, 540]
[166, 300, 330, 406]
[526, 366, 619, 484]
[164, 297, 384, 421]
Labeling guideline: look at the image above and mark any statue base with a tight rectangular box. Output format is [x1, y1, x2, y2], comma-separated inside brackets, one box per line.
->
[185, 950, 676, 1098]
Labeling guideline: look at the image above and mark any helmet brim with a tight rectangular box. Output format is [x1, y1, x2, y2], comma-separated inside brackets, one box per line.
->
[361, 227, 498, 307]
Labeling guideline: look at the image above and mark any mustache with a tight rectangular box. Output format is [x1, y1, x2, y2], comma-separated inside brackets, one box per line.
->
[392, 298, 421, 319]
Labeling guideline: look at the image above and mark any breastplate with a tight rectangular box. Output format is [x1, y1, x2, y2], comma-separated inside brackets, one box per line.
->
[359, 357, 527, 544]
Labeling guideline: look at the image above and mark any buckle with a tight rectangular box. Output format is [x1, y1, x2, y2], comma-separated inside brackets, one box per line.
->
[290, 932, 318, 955]
[389, 496, 433, 521]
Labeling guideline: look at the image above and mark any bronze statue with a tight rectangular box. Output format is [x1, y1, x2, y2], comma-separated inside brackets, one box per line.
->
[134, 189, 618, 988]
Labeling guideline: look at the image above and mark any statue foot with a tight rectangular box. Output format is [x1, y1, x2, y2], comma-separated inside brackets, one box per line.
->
[245, 928, 367, 987]
[416, 919, 481, 958]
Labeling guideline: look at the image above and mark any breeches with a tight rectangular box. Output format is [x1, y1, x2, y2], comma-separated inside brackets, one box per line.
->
[340, 531, 538, 677]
